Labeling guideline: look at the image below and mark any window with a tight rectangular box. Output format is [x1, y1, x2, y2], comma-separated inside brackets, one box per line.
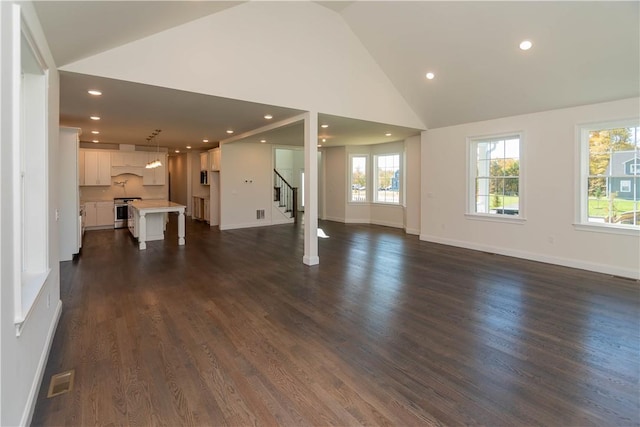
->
[580, 121, 639, 229]
[468, 134, 522, 217]
[350, 155, 367, 202]
[12, 9, 50, 334]
[620, 180, 631, 193]
[374, 154, 400, 204]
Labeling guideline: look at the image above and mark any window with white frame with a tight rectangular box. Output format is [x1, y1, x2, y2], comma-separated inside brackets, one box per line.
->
[374, 154, 401, 204]
[468, 134, 522, 217]
[13, 11, 50, 333]
[350, 155, 367, 202]
[580, 121, 639, 228]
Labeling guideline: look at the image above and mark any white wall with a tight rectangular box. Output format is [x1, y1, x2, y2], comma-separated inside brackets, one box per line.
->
[421, 98, 640, 279]
[168, 153, 188, 206]
[60, 1, 424, 130]
[220, 142, 274, 230]
[323, 146, 346, 222]
[1, 2, 62, 425]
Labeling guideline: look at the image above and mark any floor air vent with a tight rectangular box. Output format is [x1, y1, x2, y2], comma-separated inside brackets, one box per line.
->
[256, 209, 265, 220]
[47, 369, 75, 398]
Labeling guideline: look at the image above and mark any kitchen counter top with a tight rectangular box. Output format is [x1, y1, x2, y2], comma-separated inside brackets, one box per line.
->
[130, 200, 185, 210]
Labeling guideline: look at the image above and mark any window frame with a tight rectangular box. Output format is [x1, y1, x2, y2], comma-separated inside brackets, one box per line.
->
[12, 6, 51, 335]
[373, 152, 402, 205]
[349, 153, 369, 203]
[466, 132, 525, 223]
[575, 119, 640, 234]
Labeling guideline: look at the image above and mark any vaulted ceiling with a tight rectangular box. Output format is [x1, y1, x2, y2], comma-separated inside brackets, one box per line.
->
[33, 1, 639, 149]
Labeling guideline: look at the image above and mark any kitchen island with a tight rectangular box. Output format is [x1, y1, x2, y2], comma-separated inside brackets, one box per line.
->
[129, 200, 186, 250]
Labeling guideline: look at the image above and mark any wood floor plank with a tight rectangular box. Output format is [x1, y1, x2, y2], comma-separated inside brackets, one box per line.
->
[32, 218, 639, 426]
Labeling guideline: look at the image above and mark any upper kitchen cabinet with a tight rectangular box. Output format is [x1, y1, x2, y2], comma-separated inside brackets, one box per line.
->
[200, 151, 209, 171]
[111, 151, 147, 168]
[210, 147, 221, 171]
[143, 152, 166, 185]
[81, 149, 111, 186]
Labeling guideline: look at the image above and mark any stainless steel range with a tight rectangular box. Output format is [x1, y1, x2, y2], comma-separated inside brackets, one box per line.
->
[114, 197, 141, 228]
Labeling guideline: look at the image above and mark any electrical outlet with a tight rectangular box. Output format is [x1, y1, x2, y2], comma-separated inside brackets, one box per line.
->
[47, 293, 50, 308]
[55, 209, 60, 221]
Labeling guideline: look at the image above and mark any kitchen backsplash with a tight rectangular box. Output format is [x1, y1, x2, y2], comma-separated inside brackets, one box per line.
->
[80, 174, 168, 201]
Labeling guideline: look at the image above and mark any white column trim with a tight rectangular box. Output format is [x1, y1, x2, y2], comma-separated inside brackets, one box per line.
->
[303, 112, 319, 266]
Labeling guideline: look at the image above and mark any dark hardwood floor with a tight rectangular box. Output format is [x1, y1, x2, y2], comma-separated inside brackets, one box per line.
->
[32, 217, 639, 426]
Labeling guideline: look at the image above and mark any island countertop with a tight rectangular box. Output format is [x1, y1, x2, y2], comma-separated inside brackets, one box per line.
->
[130, 200, 186, 212]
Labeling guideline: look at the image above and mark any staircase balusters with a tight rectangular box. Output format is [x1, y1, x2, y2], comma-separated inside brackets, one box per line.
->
[274, 170, 298, 222]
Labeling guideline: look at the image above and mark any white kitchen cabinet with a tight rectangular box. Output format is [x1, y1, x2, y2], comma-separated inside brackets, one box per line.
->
[200, 151, 209, 171]
[84, 201, 114, 228]
[143, 152, 166, 185]
[210, 148, 221, 171]
[82, 149, 111, 186]
[112, 151, 146, 167]
[203, 198, 210, 223]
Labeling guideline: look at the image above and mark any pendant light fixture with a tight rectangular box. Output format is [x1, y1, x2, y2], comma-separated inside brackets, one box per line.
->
[145, 129, 162, 169]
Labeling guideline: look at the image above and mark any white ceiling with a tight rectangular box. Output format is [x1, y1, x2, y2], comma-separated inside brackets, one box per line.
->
[33, 1, 639, 150]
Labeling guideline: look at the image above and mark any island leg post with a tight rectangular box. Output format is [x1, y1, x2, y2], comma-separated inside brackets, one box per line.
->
[178, 210, 185, 246]
[139, 212, 147, 250]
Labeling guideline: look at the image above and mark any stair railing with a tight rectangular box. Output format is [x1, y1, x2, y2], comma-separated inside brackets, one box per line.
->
[274, 169, 298, 222]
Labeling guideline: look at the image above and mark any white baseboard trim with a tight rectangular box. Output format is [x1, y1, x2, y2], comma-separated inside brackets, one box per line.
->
[370, 219, 403, 229]
[405, 227, 420, 235]
[21, 299, 62, 427]
[419, 234, 640, 280]
[323, 216, 346, 223]
[220, 221, 271, 230]
[345, 218, 370, 224]
[271, 217, 294, 225]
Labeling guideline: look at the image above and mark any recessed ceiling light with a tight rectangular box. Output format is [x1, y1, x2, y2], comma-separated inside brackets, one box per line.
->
[203, 139, 209, 143]
[90, 116, 100, 120]
[322, 138, 326, 143]
[385, 132, 392, 136]
[321, 124, 329, 128]
[87, 90, 102, 96]
[519, 40, 533, 51]
[226, 130, 234, 134]
[175, 150, 180, 153]
[91, 130, 99, 134]
[317, 144, 322, 148]
[260, 139, 266, 143]
[186, 146, 192, 149]
[264, 114, 273, 120]
[425, 72, 435, 80]
[92, 140, 99, 143]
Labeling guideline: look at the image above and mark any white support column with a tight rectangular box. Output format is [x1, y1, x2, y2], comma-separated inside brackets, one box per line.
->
[303, 112, 319, 266]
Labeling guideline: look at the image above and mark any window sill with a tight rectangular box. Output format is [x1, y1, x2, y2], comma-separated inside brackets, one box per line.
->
[16, 268, 51, 336]
[372, 202, 402, 207]
[573, 223, 640, 236]
[465, 213, 526, 224]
